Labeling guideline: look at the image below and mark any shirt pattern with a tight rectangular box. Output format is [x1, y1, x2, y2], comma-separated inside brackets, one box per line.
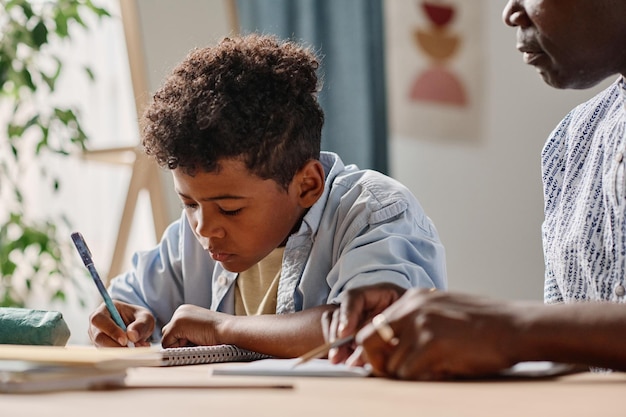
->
[542, 77, 626, 304]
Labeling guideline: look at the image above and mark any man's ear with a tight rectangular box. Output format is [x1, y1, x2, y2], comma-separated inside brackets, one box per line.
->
[293, 159, 325, 208]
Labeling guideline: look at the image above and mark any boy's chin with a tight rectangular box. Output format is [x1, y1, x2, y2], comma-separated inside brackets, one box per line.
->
[219, 260, 253, 273]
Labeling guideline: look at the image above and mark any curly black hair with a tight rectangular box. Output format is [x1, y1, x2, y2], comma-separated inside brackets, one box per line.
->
[140, 34, 324, 189]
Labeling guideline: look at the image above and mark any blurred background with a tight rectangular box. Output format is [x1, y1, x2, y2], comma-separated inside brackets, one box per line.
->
[0, 0, 613, 344]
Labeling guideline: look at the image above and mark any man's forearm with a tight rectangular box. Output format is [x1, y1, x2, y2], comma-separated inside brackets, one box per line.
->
[513, 302, 626, 370]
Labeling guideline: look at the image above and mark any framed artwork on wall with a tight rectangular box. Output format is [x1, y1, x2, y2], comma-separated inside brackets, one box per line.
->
[385, 0, 485, 142]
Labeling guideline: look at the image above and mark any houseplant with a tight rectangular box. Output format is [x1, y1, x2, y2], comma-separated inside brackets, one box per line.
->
[0, 0, 110, 307]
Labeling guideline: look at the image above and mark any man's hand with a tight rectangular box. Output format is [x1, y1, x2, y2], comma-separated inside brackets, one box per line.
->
[356, 289, 519, 380]
[324, 283, 406, 365]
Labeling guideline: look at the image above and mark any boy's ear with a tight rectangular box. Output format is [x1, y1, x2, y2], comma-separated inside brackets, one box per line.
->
[294, 160, 325, 208]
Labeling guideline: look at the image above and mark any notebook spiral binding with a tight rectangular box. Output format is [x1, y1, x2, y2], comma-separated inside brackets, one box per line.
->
[161, 344, 272, 366]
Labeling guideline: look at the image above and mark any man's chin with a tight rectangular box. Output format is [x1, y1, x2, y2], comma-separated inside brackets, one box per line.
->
[539, 68, 612, 90]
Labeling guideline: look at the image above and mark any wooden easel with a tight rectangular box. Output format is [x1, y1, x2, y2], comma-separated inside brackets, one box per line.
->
[80, 1, 170, 284]
[83, 0, 241, 284]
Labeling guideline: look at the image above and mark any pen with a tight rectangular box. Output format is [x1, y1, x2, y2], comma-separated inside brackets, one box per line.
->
[292, 335, 355, 367]
[71, 232, 134, 348]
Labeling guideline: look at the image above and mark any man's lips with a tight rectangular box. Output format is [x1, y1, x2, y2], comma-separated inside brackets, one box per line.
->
[523, 51, 545, 65]
[517, 43, 545, 65]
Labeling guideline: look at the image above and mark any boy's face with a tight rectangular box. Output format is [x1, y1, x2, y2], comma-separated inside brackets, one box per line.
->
[172, 159, 309, 273]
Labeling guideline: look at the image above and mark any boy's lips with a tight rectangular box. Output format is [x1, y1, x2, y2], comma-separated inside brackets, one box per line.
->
[209, 250, 233, 262]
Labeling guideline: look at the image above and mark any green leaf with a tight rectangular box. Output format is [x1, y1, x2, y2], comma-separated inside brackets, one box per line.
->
[84, 66, 95, 81]
[19, 1, 34, 19]
[31, 20, 49, 47]
[0, 260, 17, 276]
[54, 107, 75, 124]
[54, 13, 69, 38]
[72, 12, 86, 29]
[20, 68, 35, 90]
[7, 123, 24, 138]
[10, 143, 18, 159]
[24, 114, 39, 130]
[85, 0, 112, 18]
[94, 7, 111, 18]
[53, 290, 66, 302]
[0, 58, 9, 88]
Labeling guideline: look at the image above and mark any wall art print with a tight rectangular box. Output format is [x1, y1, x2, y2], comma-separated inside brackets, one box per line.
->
[385, 0, 484, 142]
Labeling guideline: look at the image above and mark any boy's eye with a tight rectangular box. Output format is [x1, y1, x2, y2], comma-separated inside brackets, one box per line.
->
[219, 207, 242, 216]
[181, 202, 198, 209]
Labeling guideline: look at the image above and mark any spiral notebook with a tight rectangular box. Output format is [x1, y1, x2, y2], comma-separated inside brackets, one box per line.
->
[160, 344, 271, 366]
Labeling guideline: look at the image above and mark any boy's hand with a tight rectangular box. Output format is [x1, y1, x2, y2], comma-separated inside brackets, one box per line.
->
[89, 301, 155, 347]
[160, 304, 229, 348]
[325, 283, 406, 365]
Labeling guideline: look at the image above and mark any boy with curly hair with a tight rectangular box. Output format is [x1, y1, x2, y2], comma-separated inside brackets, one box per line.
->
[88, 34, 446, 357]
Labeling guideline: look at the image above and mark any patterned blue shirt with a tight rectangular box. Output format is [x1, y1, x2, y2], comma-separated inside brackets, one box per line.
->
[542, 77, 626, 304]
[109, 151, 447, 341]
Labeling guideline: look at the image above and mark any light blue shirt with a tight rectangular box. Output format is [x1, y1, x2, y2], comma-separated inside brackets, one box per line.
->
[542, 77, 626, 304]
[109, 152, 447, 340]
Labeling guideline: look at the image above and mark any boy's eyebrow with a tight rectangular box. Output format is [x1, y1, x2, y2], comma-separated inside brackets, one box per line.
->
[177, 191, 246, 201]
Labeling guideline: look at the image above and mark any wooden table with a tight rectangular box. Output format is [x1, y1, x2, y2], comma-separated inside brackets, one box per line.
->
[2, 364, 624, 417]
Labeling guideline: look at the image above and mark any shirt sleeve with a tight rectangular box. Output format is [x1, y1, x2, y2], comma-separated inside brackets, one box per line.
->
[323, 178, 447, 305]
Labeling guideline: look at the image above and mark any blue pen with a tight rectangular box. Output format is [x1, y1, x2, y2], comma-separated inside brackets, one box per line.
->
[71, 232, 134, 348]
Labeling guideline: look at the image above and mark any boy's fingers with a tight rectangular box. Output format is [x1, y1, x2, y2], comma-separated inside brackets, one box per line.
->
[320, 309, 332, 342]
[338, 289, 368, 338]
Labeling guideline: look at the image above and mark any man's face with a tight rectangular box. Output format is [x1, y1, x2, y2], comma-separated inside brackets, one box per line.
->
[502, 0, 626, 89]
[172, 159, 306, 273]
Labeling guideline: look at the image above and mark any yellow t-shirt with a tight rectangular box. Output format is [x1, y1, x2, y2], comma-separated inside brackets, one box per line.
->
[234, 247, 284, 316]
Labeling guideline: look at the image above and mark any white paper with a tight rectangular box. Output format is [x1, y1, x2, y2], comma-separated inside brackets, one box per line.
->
[212, 358, 371, 378]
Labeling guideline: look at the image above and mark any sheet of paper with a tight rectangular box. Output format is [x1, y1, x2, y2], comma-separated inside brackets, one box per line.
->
[212, 358, 371, 378]
[214, 359, 576, 379]
[500, 361, 577, 378]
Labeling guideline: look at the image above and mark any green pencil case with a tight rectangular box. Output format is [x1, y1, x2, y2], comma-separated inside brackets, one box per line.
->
[0, 307, 71, 346]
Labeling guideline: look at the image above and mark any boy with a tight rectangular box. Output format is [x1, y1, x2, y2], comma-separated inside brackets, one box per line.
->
[88, 34, 446, 357]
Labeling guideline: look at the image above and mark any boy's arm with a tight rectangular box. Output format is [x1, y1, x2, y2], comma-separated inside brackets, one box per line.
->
[160, 304, 337, 358]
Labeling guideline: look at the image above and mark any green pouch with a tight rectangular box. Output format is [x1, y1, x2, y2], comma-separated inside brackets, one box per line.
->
[0, 308, 71, 346]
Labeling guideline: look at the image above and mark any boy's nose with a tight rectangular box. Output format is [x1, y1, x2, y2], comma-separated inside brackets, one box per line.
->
[195, 216, 225, 239]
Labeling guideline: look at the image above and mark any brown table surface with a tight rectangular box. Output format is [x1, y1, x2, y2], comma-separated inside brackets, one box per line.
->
[2, 363, 624, 417]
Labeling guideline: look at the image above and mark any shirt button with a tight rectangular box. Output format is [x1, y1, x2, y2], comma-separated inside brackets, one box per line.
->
[217, 275, 228, 287]
[615, 285, 625, 297]
[615, 152, 624, 163]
